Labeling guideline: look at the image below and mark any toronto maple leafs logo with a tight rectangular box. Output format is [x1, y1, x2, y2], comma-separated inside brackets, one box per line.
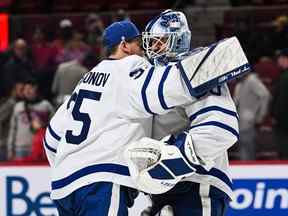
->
[160, 14, 180, 28]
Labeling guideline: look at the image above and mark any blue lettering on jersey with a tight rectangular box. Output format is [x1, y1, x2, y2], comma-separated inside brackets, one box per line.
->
[81, 72, 110, 87]
[66, 90, 102, 145]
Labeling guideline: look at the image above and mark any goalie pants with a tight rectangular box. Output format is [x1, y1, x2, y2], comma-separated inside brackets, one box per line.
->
[54, 182, 136, 216]
[150, 182, 229, 216]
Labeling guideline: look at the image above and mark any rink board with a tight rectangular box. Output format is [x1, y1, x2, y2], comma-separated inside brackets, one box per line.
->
[0, 162, 288, 216]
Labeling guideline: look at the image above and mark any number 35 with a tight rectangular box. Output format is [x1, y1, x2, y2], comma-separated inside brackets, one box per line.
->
[66, 89, 102, 145]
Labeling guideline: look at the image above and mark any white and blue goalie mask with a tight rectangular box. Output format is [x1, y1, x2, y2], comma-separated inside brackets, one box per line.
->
[142, 10, 191, 62]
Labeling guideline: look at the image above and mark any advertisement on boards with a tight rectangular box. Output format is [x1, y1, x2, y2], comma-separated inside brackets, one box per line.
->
[0, 166, 56, 216]
[227, 164, 288, 216]
[0, 163, 287, 216]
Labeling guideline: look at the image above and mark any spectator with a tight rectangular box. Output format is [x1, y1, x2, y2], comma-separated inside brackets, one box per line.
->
[52, 18, 74, 63]
[234, 71, 271, 160]
[0, 50, 13, 99]
[26, 127, 47, 162]
[52, 52, 98, 107]
[16, 122, 48, 162]
[254, 57, 281, 92]
[1, 39, 33, 98]
[111, 9, 130, 22]
[7, 79, 54, 160]
[0, 82, 25, 161]
[85, 13, 104, 46]
[85, 13, 105, 58]
[273, 49, 288, 159]
[31, 27, 58, 100]
[271, 15, 288, 51]
[32, 27, 57, 71]
[56, 31, 90, 63]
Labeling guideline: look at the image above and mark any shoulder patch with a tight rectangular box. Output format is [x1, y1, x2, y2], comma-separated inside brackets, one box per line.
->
[129, 68, 145, 79]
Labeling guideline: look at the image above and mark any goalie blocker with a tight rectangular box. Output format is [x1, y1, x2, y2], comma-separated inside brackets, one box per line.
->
[124, 133, 212, 194]
[178, 36, 250, 97]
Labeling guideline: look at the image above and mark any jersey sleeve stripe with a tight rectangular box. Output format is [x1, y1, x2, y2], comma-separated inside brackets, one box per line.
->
[177, 61, 195, 97]
[43, 138, 57, 153]
[189, 121, 239, 140]
[48, 124, 61, 141]
[195, 165, 233, 189]
[158, 65, 175, 110]
[51, 163, 130, 190]
[189, 106, 239, 122]
[141, 67, 156, 115]
[190, 43, 218, 81]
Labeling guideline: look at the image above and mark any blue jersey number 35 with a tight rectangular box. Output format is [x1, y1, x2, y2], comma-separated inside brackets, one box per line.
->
[66, 89, 102, 145]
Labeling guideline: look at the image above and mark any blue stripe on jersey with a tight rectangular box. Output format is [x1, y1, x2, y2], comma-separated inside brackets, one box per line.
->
[43, 138, 57, 153]
[161, 158, 195, 176]
[141, 67, 156, 115]
[158, 65, 175, 110]
[48, 124, 61, 141]
[148, 164, 174, 179]
[51, 163, 130, 190]
[166, 133, 233, 189]
[189, 106, 239, 122]
[189, 121, 239, 140]
[177, 61, 196, 97]
[190, 43, 218, 81]
[195, 165, 233, 189]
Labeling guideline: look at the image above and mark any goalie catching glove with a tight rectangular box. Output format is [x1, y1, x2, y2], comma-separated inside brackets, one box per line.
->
[124, 132, 208, 194]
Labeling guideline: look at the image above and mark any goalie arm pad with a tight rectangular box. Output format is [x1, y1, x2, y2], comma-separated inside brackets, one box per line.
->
[124, 133, 209, 194]
[178, 36, 251, 97]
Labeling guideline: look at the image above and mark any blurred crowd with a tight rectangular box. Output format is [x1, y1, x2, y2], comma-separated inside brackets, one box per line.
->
[1, 9, 288, 163]
[228, 14, 288, 161]
[0, 13, 112, 163]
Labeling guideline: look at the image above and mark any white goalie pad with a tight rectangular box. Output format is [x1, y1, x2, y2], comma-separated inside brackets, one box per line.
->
[178, 36, 250, 96]
[124, 136, 197, 194]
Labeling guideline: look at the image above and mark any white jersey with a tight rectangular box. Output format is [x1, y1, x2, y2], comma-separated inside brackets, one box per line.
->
[44, 55, 194, 200]
[152, 84, 239, 199]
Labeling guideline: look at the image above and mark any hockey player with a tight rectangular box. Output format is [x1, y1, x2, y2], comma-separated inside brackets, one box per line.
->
[131, 10, 243, 216]
[44, 20, 238, 215]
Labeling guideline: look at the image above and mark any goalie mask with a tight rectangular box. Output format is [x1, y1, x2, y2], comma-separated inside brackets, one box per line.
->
[142, 9, 191, 63]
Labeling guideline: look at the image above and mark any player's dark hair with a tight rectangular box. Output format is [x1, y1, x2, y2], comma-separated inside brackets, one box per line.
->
[104, 36, 142, 56]
[105, 45, 118, 56]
